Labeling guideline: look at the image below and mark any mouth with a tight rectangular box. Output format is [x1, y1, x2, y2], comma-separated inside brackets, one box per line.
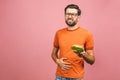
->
[67, 19, 73, 22]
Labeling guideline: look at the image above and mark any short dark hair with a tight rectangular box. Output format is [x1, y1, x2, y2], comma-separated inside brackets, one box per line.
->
[64, 4, 81, 16]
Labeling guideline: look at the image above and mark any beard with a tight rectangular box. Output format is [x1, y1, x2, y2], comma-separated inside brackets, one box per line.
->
[65, 19, 77, 27]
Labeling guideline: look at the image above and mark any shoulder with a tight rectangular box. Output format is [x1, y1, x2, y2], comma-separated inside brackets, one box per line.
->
[80, 27, 93, 35]
[56, 28, 67, 34]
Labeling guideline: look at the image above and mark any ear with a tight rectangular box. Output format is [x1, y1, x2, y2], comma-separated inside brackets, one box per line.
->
[77, 16, 80, 21]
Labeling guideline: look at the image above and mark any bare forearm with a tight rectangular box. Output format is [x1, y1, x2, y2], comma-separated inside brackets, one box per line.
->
[51, 47, 59, 64]
[78, 51, 95, 65]
[51, 53, 58, 64]
[82, 52, 95, 65]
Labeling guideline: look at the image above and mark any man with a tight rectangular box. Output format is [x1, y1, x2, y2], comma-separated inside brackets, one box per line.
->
[51, 4, 95, 80]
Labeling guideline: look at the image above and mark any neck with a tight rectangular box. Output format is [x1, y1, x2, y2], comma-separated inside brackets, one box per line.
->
[68, 25, 79, 30]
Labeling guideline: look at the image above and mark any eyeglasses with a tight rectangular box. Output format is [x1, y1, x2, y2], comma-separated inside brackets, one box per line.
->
[65, 13, 78, 17]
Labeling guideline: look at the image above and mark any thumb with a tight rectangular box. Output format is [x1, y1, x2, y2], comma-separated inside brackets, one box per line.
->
[61, 57, 67, 61]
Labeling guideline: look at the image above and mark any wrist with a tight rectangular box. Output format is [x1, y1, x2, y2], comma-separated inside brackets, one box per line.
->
[55, 59, 60, 65]
[81, 52, 85, 56]
[78, 52, 85, 57]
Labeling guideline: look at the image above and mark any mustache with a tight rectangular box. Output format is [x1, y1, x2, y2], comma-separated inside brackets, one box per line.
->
[67, 18, 73, 21]
[68, 18, 72, 20]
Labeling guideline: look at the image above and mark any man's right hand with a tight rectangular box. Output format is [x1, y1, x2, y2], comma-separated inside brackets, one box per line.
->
[56, 57, 71, 70]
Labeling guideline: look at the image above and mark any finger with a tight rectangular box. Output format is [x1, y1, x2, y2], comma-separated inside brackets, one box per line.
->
[61, 67, 66, 70]
[60, 57, 68, 63]
[65, 65, 71, 68]
[62, 66, 69, 70]
[63, 64, 71, 68]
[61, 57, 68, 60]
[63, 62, 71, 65]
[60, 58, 71, 64]
[62, 65, 71, 70]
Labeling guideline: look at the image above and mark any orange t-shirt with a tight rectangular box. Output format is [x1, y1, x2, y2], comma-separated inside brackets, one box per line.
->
[53, 27, 94, 78]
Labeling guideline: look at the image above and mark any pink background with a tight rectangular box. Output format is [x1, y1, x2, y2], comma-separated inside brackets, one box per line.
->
[0, 0, 120, 80]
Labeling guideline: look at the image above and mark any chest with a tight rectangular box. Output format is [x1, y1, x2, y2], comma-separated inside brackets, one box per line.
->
[58, 31, 87, 48]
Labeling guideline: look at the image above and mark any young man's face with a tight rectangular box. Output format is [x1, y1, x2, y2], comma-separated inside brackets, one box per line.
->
[65, 8, 79, 27]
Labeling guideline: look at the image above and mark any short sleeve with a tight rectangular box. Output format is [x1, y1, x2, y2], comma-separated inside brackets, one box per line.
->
[53, 31, 59, 48]
[85, 32, 94, 50]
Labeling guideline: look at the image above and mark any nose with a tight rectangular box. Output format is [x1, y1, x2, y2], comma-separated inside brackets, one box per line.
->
[68, 15, 72, 18]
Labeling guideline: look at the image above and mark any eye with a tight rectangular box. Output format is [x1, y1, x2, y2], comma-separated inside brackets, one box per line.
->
[66, 13, 78, 17]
